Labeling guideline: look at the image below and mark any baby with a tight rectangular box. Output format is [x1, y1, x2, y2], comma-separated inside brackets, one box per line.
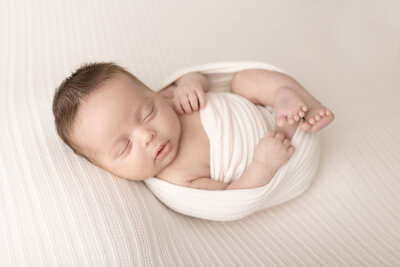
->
[52, 62, 334, 190]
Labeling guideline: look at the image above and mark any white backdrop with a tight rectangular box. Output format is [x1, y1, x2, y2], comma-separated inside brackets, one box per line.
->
[1, 0, 400, 266]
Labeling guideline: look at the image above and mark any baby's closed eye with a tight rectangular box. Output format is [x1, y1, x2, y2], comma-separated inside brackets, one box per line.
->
[119, 140, 131, 156]
[143, 105, 155, 122]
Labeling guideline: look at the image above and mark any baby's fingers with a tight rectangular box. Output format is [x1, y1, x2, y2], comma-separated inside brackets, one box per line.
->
[267, 130, 276, 137]
[173, 97, 184, 115]
[282, 138, 291, 147]
[274, 132, 285, 142]
[188, 92, 199, 111]
[180, 95, 193, 114]
[196, 90, 207, 109]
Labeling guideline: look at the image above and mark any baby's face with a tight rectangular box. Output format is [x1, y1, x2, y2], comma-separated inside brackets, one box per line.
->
[71, 73, 181, 181]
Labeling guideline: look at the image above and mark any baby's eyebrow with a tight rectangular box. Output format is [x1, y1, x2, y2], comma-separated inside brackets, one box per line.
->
[107, 96, 151, 158]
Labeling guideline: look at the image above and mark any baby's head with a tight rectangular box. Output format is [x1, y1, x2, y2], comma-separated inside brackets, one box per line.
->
[52, 62, 181, 181]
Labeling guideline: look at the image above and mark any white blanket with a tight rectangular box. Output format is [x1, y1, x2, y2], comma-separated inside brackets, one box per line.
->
[4, 1, 400, 264]
[144, 61, 321, 221]
[201, 92, 275, 183]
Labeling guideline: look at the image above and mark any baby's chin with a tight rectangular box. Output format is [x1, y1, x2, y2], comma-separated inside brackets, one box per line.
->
[95, 160, 145, 182]
[120, 171, 149, 182]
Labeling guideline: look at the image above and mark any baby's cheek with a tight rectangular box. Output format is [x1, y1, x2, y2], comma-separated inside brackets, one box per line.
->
[156, 108, 177, 134]
[168, 107, 181, 130]
[128, 152, 155, 180]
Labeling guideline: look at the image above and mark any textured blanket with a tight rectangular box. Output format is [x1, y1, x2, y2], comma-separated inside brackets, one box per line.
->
[144, 61, 321, 221]
[200, 92, 275, 183]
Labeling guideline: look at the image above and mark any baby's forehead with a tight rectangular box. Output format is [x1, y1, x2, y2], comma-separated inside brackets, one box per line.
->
[85, 76, 148, 103]
[72, 81, 154, 152]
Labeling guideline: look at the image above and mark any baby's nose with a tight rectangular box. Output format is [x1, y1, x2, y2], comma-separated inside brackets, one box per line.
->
[136, 127, 156, 147]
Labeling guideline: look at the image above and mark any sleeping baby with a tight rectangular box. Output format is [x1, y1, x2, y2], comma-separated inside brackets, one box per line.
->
[52, 62, 334, 190]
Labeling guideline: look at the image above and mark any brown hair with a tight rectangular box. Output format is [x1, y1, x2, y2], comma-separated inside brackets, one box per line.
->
[52, 62, 144, 163]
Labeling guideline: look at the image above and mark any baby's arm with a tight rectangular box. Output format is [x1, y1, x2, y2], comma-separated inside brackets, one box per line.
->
[186, 161, 281, 191]
[185, 177, 229, 190]
[174, 72, 209, 92]
[160, 72, 209, 115]
[226, 131, 294, 189]
[186, 131, 294, 190]
[186, 160, 274, 191]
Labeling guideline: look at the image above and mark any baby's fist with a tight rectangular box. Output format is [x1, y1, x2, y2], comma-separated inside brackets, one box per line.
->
[173, 82, 207, 115]
[253, 131, 295, 171]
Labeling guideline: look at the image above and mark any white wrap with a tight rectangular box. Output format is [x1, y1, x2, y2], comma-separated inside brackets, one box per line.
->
[201, 92, 275, 183]
[144, 61, 321, 221]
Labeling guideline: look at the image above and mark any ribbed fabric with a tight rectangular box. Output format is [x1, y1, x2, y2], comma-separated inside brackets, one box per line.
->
[1, 0, 400, 266]
[145, 63, 320, 221]
[205, 92, 269, 182]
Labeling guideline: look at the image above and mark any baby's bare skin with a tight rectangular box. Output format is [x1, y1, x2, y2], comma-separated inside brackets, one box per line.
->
[72, 68, 334, 190]
[231, 69, 335, 137]
[154, 109, 211, 184]
[160, 69, 334, 190]
[274, 86, 334, 133]
[225, 130, 294, 190]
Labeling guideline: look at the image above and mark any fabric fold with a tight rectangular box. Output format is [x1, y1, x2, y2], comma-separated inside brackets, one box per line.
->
[144, 61, 320, 221]
[200, 92, 268, 183]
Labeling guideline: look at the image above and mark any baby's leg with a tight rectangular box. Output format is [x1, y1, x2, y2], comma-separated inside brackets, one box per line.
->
[231, 69, 334, 133]
[274, 86, 334, 133]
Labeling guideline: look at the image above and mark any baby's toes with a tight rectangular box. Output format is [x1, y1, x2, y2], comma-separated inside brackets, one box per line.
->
[276, 115, 286, 127]
[310, 112, 323, 123]
[295, 105, 305, 118]
[301, 121, 312, 131]
[287, 116, 295, 125]
[287, 146, 295, 156]
[296, 104, 307, 118]
[293, 114, 300, 121]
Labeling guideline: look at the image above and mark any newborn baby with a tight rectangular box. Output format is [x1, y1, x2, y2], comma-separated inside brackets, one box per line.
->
[52, 62, 334, 190]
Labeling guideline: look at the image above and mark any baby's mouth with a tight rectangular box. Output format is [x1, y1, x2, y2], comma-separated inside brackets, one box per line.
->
[156, 145, 164, 156]
[155, 141, 171, 161]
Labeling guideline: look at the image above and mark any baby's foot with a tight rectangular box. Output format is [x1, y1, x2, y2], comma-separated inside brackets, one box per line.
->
[274, 87, 308, 127]
[301, 105, 335, 132]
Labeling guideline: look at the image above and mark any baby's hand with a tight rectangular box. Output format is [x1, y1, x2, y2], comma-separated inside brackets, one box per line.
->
[172, 81, 207, 115]
[253, 131, 295, 172]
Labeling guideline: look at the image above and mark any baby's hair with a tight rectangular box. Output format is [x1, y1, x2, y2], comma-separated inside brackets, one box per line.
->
[52, 62, 143, 163]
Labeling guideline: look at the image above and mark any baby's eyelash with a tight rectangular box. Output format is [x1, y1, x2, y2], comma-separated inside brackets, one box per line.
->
[123, 140, 131, 153]
[144, 106, 154, 122]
